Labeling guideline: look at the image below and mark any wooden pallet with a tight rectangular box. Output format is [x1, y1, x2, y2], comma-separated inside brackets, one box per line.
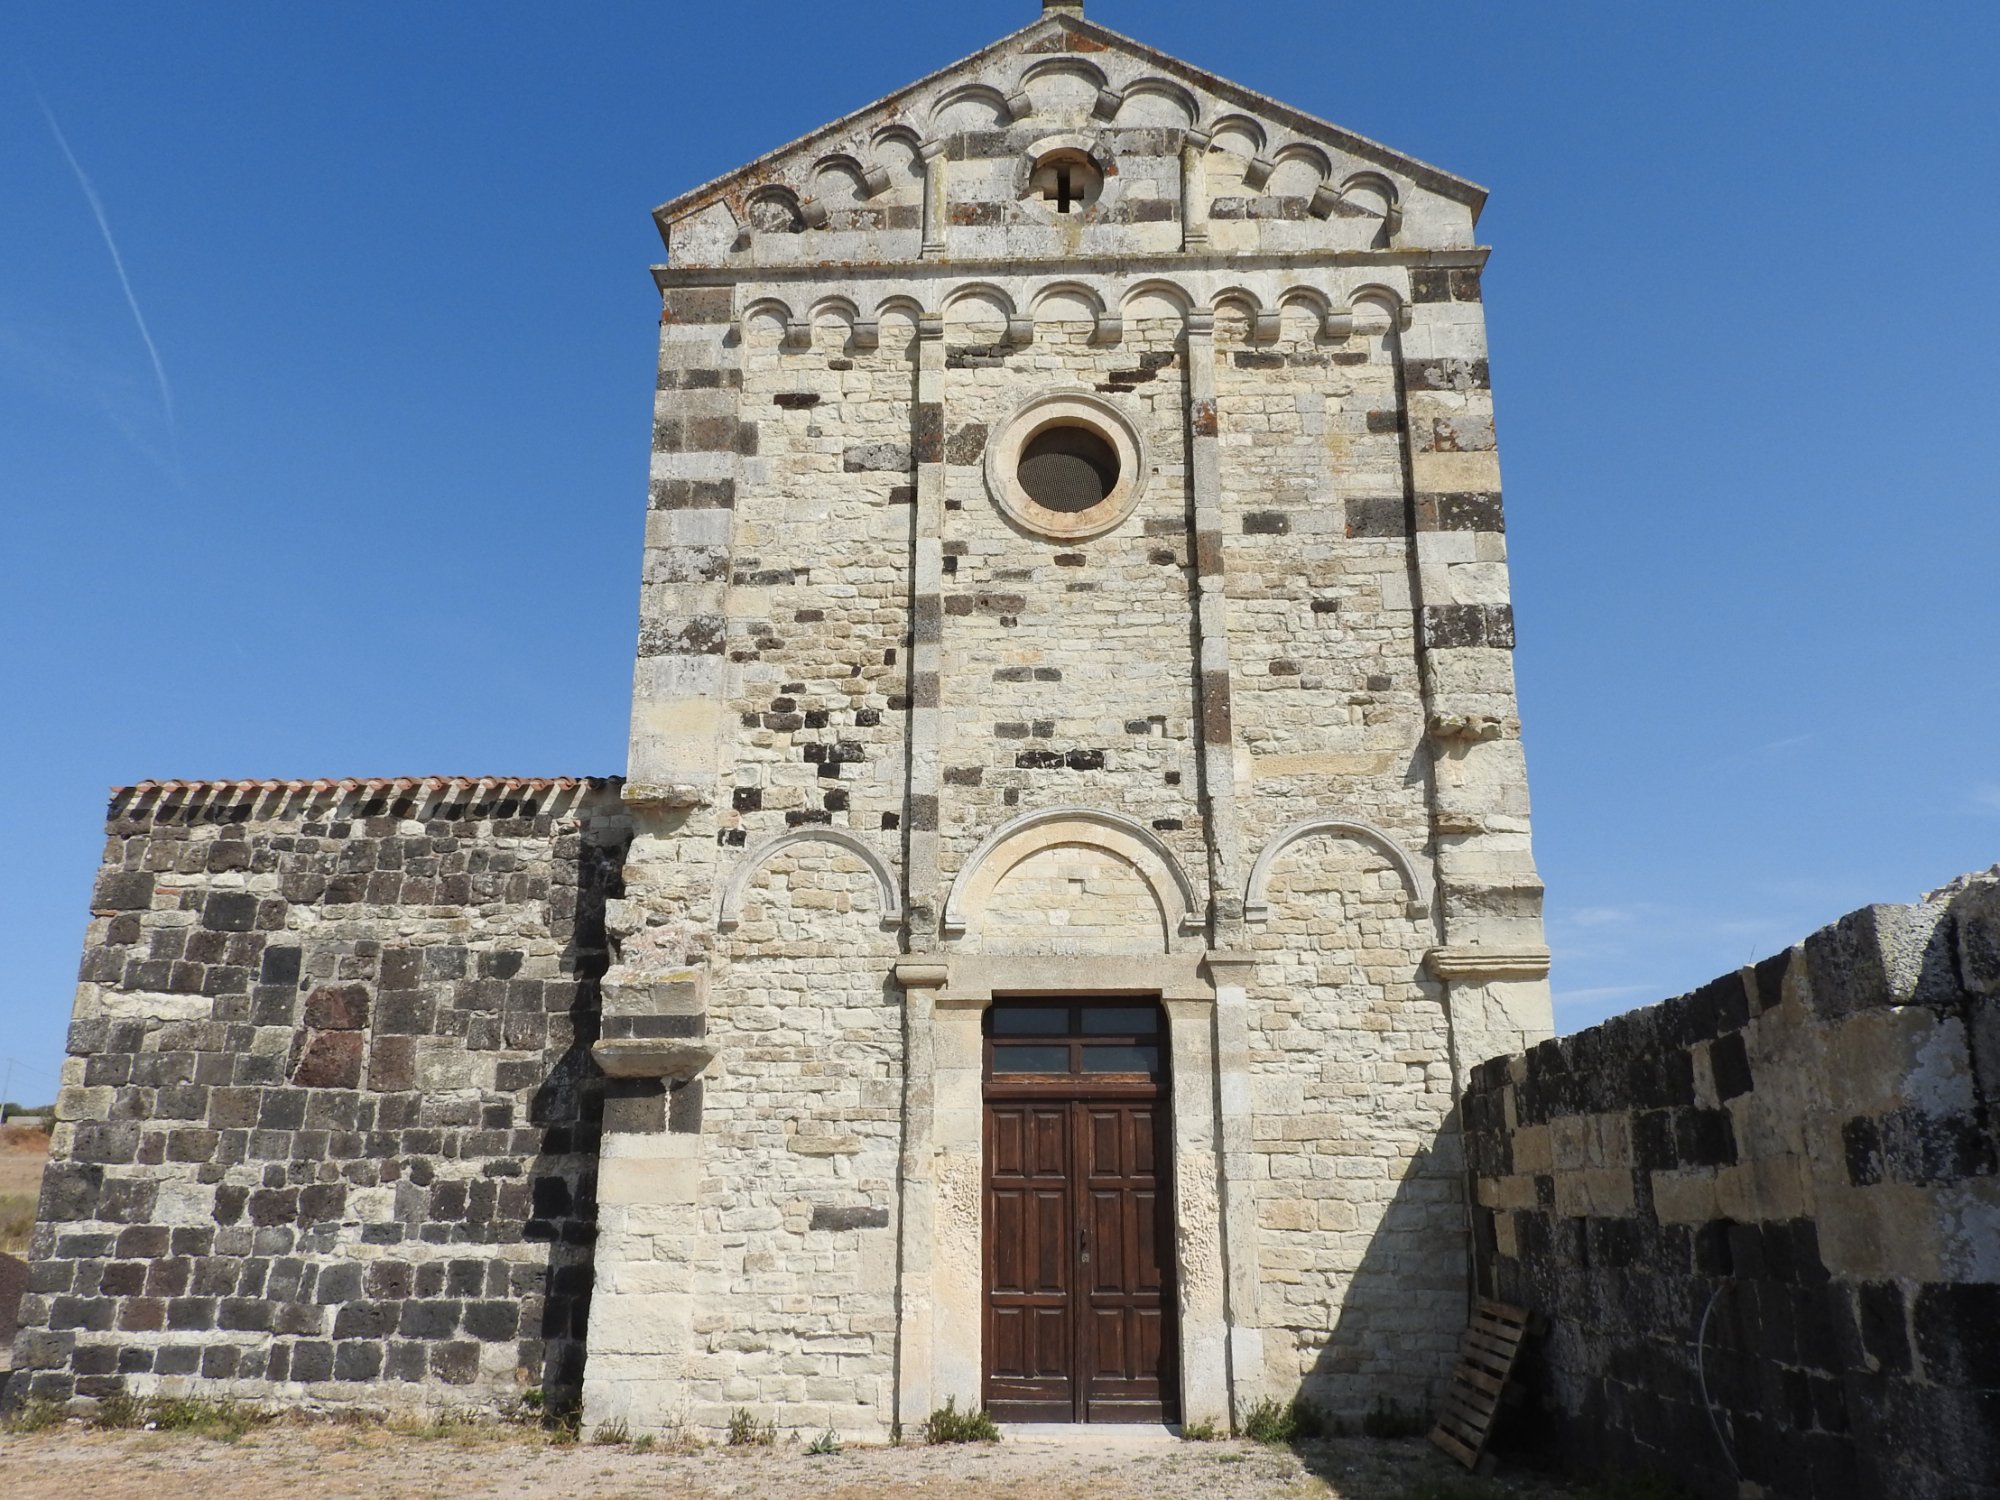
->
[1429, 1299, 1534, 1474]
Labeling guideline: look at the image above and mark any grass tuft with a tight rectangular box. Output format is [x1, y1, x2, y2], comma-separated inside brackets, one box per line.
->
[144, 1397, 273, 1443]
[1179, 1417, 1221, 1441]
[90, 1392, 148, 1431]
[725, 1407, 776, 1447]
[806, 1427, 842, 1456]
[920, 1397, 1000, 1444]
[2, 1397, 68, 1435]
[1241, 1395, 1323, 1445]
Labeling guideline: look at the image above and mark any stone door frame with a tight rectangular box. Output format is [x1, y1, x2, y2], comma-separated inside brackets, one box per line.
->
[892, 953, 1250, 1433]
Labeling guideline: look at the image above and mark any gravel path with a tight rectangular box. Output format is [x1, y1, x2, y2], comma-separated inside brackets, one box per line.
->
[0, 1423, 1581, 1500]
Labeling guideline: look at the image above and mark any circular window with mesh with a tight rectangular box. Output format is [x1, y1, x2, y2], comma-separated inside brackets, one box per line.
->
[985, 392, 1147, 541]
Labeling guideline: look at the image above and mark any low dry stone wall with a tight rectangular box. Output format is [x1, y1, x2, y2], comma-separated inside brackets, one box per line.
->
[2, 778, 630, 1415]
[1463, 876, 2000, 1500]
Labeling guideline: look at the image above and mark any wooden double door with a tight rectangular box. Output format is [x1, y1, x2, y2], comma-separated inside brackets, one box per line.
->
[982, 1000, 1179, 1424]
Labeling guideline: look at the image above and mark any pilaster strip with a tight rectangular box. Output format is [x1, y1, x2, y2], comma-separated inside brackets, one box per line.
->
[892, 960, 947, 1431]
[1390, 312, 1455, 947]
[1181, 129, 1213, 252]
[1184, 311, 1240, 938]
[920, 141, 948, 260]
[1186, 311, 1260, 1422]
[905, 315, 948, 950]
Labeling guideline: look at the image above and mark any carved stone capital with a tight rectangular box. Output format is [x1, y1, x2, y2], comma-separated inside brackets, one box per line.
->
[1201, 950, 1259, 985]
[1428, 713, 1506, 744]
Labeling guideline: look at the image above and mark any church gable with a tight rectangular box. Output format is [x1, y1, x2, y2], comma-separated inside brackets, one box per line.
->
[657, 6, 1485, 268]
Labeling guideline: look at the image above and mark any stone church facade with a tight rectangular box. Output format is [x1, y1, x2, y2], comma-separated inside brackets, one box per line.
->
[9, 2, 1553, 1441]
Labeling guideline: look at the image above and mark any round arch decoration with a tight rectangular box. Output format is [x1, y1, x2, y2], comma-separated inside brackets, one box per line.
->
[1243, 814, 1431, 922]
[716, 829, 903, 932]
[941, 806, 1205, 944]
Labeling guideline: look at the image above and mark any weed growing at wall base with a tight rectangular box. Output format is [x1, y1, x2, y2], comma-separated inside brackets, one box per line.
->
[1241, 1395, 1324, 1445]
[921, 1398, 1000, 1444]
[726, 1407, 777, 1446]
[1, 1398, 67, 1434]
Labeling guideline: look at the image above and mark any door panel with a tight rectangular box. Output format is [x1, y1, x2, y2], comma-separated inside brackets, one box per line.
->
[984, 1103, 1075, 1422]
[1075, 1100, 1177, 1421]
[984, 1026, 1179, 1424]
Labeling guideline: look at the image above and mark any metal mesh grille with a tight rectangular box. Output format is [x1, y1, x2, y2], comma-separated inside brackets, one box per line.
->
[1018, 425, 1119, 513]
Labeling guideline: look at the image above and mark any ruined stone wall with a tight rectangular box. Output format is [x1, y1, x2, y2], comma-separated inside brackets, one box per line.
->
[1462, 879, 2000, 1500]
[4, 779, 629, 1416]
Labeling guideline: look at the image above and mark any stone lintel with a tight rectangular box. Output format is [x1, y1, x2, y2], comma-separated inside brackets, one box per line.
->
[1425, 945, 1552, 981]
[592, 1038, 716, 1081]
[937, 952, 1215, 1006]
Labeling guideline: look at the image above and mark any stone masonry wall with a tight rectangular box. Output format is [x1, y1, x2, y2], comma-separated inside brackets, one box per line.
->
[585, 846, 904, 1439]
[605, 5, 1556, 1437]
[1248, 838, 1461, 1419]
[4, 778, 630, 1416]
[1462, 876, 2000, 1500]
[934, 312, 1203, 877]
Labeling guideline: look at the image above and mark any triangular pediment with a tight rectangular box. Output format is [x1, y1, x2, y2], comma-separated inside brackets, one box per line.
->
[653, 10, 1484, 258]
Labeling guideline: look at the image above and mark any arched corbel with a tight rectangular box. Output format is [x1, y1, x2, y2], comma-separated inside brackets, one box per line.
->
[716, 828, 904, 933]
[1244, 814, 1432, 922]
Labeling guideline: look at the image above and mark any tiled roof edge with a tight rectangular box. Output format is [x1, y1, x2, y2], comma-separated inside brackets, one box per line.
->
[107, 777, 628, 824]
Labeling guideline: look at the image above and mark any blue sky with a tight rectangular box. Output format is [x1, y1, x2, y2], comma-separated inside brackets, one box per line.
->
[2, 2, 1995, 1103]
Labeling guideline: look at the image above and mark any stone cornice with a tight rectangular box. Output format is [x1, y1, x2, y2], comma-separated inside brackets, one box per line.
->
[652, 245, 1492, 291]
[591, 1039, 716, 1081]
[1424, 946, 1553, 981]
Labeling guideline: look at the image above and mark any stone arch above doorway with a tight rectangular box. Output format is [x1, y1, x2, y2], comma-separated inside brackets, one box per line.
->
[941, 807, 1205, 945]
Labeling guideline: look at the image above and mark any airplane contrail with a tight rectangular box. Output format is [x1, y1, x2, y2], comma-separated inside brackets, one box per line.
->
[37, 94, 176, 433]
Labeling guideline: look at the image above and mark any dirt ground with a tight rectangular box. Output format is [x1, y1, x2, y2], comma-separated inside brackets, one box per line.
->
[0, 1124, 48, 1189]
[0, 1123, 50, 1226]
[0, 1422, 1579, 1500]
